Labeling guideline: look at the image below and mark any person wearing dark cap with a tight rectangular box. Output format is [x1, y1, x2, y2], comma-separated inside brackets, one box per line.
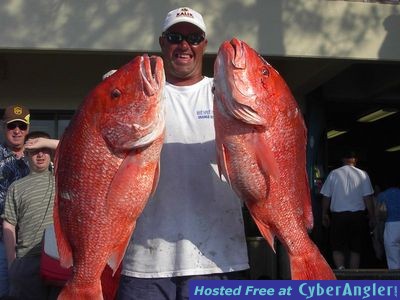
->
[0, 104, 31, 296]
[117, 7, 249, 300]
[320, 151, 375, 270]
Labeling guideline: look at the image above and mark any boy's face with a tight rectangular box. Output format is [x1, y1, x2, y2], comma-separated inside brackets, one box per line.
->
[27, 148, 52, 172]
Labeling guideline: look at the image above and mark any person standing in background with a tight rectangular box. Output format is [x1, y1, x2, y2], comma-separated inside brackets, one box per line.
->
[376, 181, 400, 269]
[0, 105, 31, 296]
[320, 150, 375, 270]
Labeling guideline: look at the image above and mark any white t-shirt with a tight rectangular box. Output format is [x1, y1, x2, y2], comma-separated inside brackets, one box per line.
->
[320, 165, 374, 212]
[121, 77, 249, 278]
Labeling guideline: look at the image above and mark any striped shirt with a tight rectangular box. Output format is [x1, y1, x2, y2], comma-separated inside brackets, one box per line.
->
[3, 170, 55, 258]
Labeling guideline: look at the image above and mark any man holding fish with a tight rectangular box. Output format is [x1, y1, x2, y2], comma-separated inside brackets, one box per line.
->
[26, 6, 250, 300]
[117, 6, 250, 300]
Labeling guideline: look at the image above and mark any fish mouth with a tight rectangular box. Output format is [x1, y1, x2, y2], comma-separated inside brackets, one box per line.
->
[226, 38, 255, 99]
[230, 38, 246, 70]
[214, 38, 264, 125]
[140, 55, 165, 96]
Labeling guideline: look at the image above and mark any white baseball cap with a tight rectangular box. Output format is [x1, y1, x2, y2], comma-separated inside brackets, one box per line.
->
[162, 7, 206, 34]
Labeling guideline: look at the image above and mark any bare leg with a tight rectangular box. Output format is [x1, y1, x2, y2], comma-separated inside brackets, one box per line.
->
[332, 250, 345, 269]
[349, 251, 360, 269]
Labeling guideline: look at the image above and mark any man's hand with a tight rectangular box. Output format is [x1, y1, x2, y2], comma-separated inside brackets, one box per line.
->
[322, 213, 330, 228]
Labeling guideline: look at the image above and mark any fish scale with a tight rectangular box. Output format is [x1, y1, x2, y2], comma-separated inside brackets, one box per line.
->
[213, 38, 336, 280]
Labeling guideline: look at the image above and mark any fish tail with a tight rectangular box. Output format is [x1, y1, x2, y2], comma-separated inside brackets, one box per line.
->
[289, 245, 336, 280]
[58, 280, 104, 300]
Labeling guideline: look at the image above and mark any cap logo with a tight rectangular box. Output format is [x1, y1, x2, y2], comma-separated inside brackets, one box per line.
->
[177, 8, 194, 18]
[14, 106, 23, 115]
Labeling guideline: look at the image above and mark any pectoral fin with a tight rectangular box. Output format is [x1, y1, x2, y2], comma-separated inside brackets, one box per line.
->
[252, 215, 276, 253]
[107, 225, 135, 275]
[216, 143, 232, 186]
[105, 151, 147, 274]
[150, 161, 160, 197]
[252, 134, 280, 180]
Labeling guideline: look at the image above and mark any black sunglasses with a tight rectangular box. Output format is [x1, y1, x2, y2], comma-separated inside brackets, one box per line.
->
[163, 32, 205, 45]
[7, 122, 28, 131]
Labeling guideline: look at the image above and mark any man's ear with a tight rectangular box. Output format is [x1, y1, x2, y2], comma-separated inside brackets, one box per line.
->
[202, 38, 208, 54]
[159, 36, 165, 49]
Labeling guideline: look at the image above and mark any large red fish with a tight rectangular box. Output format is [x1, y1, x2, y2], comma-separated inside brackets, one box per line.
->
[213, 38, 335, 280]
[53, 54, 165, 299]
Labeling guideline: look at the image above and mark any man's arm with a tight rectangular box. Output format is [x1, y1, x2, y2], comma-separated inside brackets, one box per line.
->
[3, 220, 16, 268]
[322, 196, 331, 227]
[25, 138, 59, 151]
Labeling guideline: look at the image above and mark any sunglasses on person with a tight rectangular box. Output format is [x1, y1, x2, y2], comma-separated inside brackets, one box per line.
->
[162, 32, 205, 45]
[6, 122, 28, 131]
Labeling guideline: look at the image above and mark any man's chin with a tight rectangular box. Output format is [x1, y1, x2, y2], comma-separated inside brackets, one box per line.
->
[9, 142, 24, 149]
[173, 69, 195, 79]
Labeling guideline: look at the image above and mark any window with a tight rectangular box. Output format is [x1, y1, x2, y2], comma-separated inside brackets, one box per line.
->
[29, 110, 74, 139]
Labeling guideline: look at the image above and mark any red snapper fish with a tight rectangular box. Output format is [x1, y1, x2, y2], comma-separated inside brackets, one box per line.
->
[53, 54, 165, 299]
[213, 38, 335, 280]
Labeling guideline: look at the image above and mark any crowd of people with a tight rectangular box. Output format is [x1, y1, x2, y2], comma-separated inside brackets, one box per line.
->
[0, 5, 399, 300]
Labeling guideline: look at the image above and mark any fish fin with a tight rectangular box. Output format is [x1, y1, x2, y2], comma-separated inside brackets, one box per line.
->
[105, 152, 152, 272]
[101, 234, 129, 300]
[107, 226, 135, 275]
[150, 161, 161, 197]
[252, 216, 276, 253]
[101, 264, 122, 300]
[53, 193, 73, 268]
[106, 150, 145, 205]
[302, 172, 314, 230]
[58, 279, 104, 300]
[289, 244, 336, 280]
[216, 143, 232, 186]
[252, 135, 280, 180]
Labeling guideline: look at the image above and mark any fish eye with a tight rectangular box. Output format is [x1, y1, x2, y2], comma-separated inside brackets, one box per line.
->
[261, 68, 269, 76]
[211, 86, 215, 94]
[111, 89, 121, 99]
